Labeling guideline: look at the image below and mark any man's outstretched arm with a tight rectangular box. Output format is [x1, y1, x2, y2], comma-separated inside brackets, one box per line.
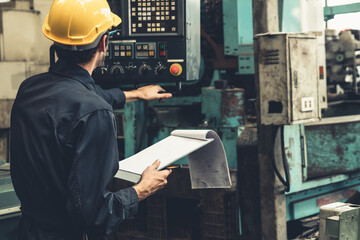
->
[95, 84, 172, 109]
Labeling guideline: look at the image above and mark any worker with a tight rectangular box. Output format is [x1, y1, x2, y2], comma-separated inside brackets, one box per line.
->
[10, 0, 173, 239]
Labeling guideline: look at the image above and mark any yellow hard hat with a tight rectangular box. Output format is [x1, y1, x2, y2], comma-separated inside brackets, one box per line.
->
[42, 0, 121, 50]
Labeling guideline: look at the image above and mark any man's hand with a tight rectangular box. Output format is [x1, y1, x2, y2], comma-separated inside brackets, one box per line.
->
[133, 160, 172, 201]
[124, 85, 172, 102]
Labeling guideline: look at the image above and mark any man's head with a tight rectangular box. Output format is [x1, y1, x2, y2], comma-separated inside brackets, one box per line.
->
[53, 32, 109, 66]
[42, 0, 121, 65]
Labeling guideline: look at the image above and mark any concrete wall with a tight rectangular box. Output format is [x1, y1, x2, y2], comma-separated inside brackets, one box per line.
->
[0, 0, 52, 99]
[0, 0, 52, 162]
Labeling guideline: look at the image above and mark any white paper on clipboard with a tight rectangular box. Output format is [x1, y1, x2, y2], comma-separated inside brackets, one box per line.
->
[115, 129, 231, 189]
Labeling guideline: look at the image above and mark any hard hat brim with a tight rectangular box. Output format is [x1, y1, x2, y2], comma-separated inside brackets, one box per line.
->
[111, 12, 122, 27]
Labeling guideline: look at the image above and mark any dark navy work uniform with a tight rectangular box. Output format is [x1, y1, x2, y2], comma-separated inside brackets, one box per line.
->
[10, 59, 138, 240]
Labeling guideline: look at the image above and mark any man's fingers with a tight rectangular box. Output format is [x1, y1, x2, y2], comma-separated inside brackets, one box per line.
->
[149, 159, 161, 170]
[158, 93, 172, 99]
[165, 169, 172, 176]
[159, 169, 172, 177]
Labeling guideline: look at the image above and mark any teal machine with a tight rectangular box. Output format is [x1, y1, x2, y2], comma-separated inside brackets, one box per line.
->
[92, 0, 360, 239]
[5, 0, 360, 239]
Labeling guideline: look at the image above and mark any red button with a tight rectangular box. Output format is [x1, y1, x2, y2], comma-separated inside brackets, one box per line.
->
[170, 65, 179, 75]
[160, 50, 166, 57]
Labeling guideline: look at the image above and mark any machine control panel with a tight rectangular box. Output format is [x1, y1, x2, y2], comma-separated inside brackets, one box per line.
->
[93, 0, 200, 85]
[129, 0, 178, 34]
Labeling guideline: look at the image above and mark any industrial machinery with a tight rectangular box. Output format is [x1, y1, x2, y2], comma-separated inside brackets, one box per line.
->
[3, 0, 360, 239]
[94, 0, 360, 239]
[326, 29, 360, 97]
[94, 0, 200, 87]
[0, 162, 20, 240]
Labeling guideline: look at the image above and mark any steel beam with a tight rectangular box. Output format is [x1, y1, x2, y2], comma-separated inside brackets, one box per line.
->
[324, 3, 360, 21]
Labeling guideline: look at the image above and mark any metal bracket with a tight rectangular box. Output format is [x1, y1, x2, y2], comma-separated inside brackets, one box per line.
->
[300, 124, 308, 181]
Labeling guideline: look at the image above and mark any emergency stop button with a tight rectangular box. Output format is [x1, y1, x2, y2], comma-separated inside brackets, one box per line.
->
[170, 63, 182, 76]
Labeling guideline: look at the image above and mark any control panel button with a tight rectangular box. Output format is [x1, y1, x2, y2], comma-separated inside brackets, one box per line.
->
[159, 43, 167, 57]
[130, 0, 178, 34]
[170, 63, 182, 76]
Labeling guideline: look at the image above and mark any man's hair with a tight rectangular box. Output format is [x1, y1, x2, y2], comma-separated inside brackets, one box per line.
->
[54, 45, 98, 64]
[54, 32, 109, 65]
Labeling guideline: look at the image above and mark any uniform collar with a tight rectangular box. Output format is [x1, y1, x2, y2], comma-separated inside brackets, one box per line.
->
[49, 59, 96, 92]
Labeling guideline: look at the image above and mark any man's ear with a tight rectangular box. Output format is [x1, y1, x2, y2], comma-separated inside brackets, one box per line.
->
[99, 34, 107, 53]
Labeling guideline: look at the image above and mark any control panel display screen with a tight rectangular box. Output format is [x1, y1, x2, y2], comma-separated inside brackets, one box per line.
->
[129, 0, 178, 34]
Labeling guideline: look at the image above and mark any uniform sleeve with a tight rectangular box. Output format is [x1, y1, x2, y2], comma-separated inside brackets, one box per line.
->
[94, 85, 126, 109]
[67, 109, 138, 235]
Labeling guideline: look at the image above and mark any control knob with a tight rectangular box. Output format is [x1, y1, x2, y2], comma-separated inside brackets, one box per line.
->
[110, 65, 124, 76]
[138, 63, 152, 76]
[154, 63, 166, 77]
[125, 64, 137, 75]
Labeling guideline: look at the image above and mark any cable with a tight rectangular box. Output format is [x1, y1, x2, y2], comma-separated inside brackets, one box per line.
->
[271, 125, 290, 192]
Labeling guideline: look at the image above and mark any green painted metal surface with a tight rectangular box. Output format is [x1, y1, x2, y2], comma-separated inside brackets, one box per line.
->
[222, 0, 255, 74]
[286, 178, 360, 221]
[222, 0, 253, 56]
[222, 0, 303, 75]
[283, 119, 360, 220]
[201, 87, 245, 128]
[324, 3, 360, 21]
[283, 124, 353, 194]
[123, 101, 147, 158]
[305, 122, 360, 180]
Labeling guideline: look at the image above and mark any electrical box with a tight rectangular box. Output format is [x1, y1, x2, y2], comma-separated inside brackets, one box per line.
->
[255, 33, 321, 125]
[319, 202, 360, 240]
[93, 0, 200, 85]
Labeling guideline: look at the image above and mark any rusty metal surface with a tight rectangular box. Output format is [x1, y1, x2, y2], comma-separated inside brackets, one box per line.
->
[306, 121, 360, 179]
[201, 87, 245, 128]
[220, 89, 245, 126]
[316, 189, 357, 207]
[201, 29, 238, 70]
